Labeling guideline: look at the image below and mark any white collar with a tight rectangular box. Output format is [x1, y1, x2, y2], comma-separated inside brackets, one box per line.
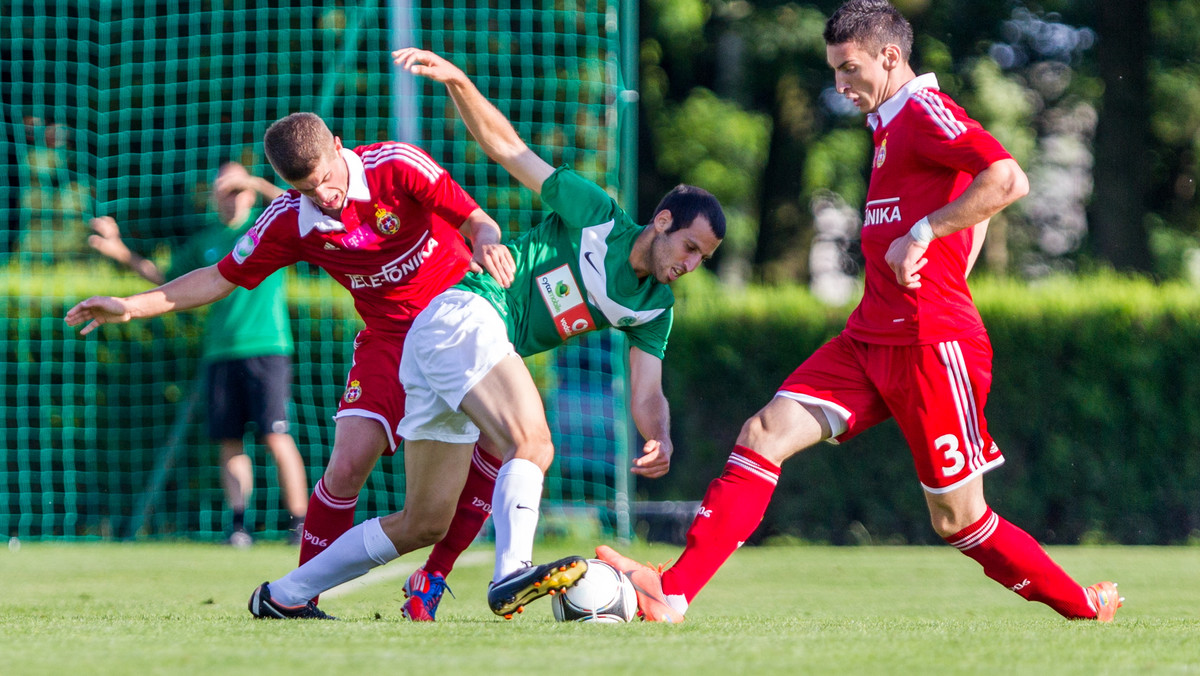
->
[298, 147, 371, 236]
[867, 72, 940, 130]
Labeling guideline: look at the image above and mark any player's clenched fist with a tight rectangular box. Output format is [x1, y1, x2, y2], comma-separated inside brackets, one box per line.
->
[884, 232, 928, 289]
[65, 296, 133, 335]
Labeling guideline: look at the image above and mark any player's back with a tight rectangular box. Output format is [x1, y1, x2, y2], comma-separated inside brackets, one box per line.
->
[454, 167, 674, 360]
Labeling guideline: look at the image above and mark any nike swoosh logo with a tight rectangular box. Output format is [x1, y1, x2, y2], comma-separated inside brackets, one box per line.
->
[583, 251, 600, 273]
[515, 504, 536, 512]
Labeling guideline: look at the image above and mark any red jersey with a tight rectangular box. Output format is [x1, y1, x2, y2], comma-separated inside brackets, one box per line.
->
[217, 142, 478, 335]
[845, 74, 1013, 345]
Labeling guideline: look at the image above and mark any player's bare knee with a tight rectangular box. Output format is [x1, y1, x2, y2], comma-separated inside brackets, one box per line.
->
[735, 415, 794, 466]
[221, 452, 249, 466]
[412, 520, 451, 547]
[736, 414, 771, 449]
[929, 514, 958, 538]
[511, 435, 554, 472]
[322, 455, 371, 496]
[382, 509, 451, 548]
[928, 508, 977, 538]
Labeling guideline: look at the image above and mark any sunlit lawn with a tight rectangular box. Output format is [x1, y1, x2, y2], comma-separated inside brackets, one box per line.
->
[1, 541, 1195, 675]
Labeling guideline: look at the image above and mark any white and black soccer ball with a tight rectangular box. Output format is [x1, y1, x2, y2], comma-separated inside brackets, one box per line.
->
[551, 559, 638, 623]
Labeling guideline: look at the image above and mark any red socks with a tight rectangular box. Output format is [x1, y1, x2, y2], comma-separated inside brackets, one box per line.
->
[298, 478, 359, 566]
[946, 507, 1094, 619]
[656, 446, 1093, 619]
[425, 445, 501, 578]
[297, 445, 501, 583]
[661, 446, 780, 603]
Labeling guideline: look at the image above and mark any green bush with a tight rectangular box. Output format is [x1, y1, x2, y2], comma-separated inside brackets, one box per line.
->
[658, 272, 1200, 545]
[10, 266, 1200, 544]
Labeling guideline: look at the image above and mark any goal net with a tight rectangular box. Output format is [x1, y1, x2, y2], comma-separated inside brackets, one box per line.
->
[0, 0, 635, 543]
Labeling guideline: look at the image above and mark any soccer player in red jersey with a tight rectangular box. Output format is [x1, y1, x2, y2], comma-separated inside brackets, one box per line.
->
[66, 114, 515, 616]
[598, 0, 1122, 623]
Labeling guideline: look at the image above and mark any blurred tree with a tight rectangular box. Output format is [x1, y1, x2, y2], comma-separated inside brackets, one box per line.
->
[636, 0, 1194, 284]
[1090, 0, 1152, 272]
[653, 88, 772, 284]
[1144, 0, 1200, 280]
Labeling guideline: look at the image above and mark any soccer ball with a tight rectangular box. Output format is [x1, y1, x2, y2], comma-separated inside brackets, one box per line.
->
[550, 559, 638, 623]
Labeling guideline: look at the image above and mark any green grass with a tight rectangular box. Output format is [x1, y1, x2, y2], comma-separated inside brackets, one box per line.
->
[1, 541, 1196, 675]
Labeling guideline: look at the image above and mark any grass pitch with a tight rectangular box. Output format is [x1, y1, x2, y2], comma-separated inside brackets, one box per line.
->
[0, 540, 1195, 675]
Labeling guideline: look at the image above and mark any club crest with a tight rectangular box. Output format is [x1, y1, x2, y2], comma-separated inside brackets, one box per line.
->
[343, 379, 363, 403]
[375, 206, 400, 235]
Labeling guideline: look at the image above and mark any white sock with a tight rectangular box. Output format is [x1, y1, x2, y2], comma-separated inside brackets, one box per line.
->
[270, 517, 399, 606]
[665, 594, 689, 615]
[491, 457, 545, 583]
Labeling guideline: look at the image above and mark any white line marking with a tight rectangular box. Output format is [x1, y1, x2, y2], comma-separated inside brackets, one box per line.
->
[323, 550, 493, 599]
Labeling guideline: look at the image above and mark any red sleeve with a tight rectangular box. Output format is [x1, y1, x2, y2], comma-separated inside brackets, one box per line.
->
[909, 90, 1012, 175]
[216, 195, 301, 290]
[366, 142, 480, 227]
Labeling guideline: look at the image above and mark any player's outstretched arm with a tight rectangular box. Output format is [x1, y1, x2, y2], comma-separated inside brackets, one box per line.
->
[88, 216, 167, 285]
[459, 208, 516, 288]
[628, 346, 673, 479]
[393, 48, 555, 194]
[65, 264, 236, 336]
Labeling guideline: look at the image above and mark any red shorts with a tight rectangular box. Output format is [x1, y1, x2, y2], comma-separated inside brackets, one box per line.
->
[778, 332, 1004, 493]
[334, 328, 408, 455]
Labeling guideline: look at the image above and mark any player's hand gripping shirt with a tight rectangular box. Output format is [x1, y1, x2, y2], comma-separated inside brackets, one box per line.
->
[846, 73, 1013, 345]
[455, 166, 674, 359]
[217, 143, 477, 335]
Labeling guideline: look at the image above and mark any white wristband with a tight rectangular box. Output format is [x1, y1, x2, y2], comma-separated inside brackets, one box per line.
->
[908, 216, 934, 244]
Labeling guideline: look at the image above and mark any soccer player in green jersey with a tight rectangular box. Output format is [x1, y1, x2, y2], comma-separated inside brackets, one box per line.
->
[88, 162, 308, 547]
[245, 48, 725, 620]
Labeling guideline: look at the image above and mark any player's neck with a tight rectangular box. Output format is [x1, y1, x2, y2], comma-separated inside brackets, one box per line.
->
[880, 65, 918, 107]
[629, 225, 655, 279]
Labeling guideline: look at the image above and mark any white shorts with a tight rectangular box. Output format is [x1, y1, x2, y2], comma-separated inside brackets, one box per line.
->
[396, 288, 518, 443]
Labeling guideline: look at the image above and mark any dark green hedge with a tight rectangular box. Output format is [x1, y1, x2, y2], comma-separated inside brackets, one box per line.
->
[9, 267, 1200, 544]
[657, 273, 1200, 546]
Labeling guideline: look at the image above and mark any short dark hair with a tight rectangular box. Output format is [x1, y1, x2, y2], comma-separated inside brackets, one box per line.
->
[823, 0, 913, 61]
[263, 112, 337, 181]
[652, 185, 726, 239]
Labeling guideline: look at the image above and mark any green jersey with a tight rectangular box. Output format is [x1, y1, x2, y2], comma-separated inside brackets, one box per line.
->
[455, 166, 673, 359]
[169, 212, 293, 362]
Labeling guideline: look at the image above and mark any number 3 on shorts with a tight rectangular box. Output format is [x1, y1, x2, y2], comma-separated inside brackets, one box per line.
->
[936, 434, 965, 477]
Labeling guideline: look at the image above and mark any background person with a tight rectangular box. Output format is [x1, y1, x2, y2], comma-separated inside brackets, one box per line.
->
[88, 162, 306, 546]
